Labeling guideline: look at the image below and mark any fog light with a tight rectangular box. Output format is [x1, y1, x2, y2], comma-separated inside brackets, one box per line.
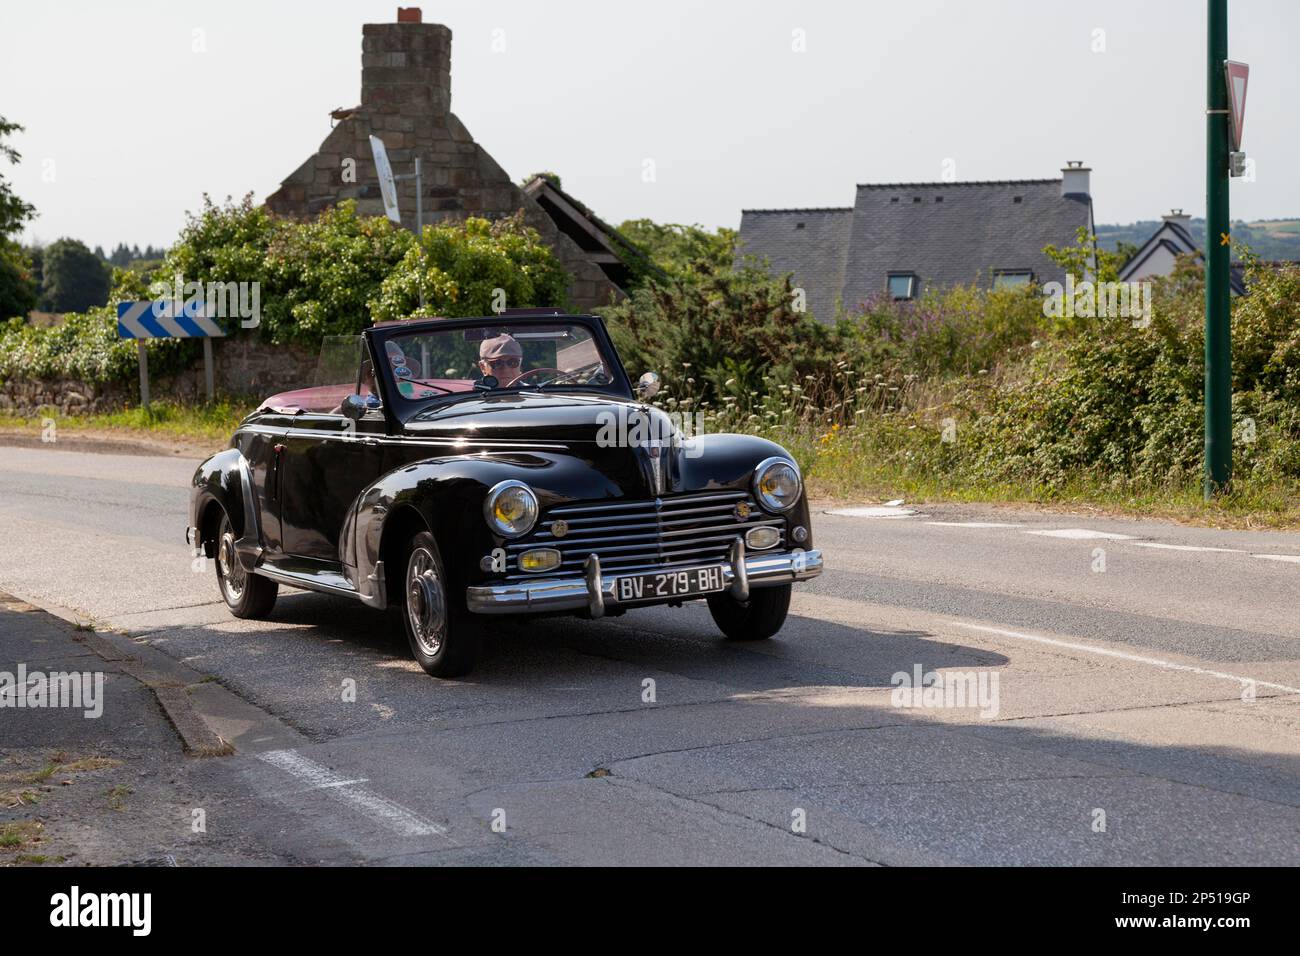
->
[518, 548, 561, 573]
[745, 526, 780, 550]
[792, 525, 808, 544]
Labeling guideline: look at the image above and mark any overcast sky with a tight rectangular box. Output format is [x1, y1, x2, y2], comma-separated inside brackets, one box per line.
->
[4, 0, 1297, 250]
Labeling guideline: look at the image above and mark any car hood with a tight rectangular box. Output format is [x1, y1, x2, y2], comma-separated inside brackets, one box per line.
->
[398, 391, 791, 504]
[404, 391, 662, 444]
[403, 391, 694, 499]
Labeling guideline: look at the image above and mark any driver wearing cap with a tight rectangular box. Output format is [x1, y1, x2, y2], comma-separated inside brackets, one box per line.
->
[478, 333, 524, 385]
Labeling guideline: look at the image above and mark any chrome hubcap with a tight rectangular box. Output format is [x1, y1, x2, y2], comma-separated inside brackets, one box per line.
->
[218, 531, 245, 602]
[406, 547, 445, 656]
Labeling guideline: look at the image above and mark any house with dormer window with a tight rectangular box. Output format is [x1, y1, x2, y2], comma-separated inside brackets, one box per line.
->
[736, 163, 1096, 322]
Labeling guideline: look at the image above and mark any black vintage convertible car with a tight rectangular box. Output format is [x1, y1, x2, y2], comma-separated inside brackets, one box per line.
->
[188, 311, 823, 677]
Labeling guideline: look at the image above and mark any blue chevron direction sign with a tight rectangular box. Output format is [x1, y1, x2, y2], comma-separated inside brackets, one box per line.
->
[117, 299, 225, 408]
[116, 299, 226, 339]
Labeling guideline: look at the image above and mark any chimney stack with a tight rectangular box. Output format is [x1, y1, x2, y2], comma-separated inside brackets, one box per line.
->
[1162, 208, 1192, 229]
[361, 9, 451, 117]
[1061, 161, 1091, 198]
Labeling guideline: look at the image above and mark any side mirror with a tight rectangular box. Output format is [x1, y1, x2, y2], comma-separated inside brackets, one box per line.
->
[636, 371, 661, 401]
[341, 394, 368, 421]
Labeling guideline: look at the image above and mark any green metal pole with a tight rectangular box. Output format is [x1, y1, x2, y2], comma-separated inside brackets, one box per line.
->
[1205, 0, 1232, 497]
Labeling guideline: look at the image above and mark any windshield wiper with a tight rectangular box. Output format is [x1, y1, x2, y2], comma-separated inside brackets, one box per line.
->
[394, 376, 458, 395]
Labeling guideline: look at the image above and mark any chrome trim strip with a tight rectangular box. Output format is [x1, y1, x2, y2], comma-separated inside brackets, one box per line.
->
[239, 424, 569, 451]
[512, 518, 783, 550]
[466, 548, 822, 615]
[547, 491, 745, 516]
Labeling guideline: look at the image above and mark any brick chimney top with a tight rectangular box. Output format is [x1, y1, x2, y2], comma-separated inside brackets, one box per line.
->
[1060, 160, 1091, 199]
[361, 16, 451, 116]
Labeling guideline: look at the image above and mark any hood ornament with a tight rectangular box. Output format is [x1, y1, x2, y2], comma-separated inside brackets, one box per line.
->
[645, 442, 665, 496]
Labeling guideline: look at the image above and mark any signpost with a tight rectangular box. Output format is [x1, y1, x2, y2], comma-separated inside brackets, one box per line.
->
[369, 134, 402, 225]
[117, 299, 225, 409]
[369, 134, 426, 310]
[1203, 0, 1238, 498]
[1225, 60, 1250, 153]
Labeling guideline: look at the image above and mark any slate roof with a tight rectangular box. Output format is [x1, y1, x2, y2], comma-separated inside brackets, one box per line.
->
[521, 175, 662, 292]
[1119, 218, 1247, 294]
[737, 177, 1094, 321]
[736, 208, 854, 323]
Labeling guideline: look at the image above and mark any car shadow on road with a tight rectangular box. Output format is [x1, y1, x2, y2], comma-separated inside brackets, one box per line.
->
[247, 589, 1010, 697]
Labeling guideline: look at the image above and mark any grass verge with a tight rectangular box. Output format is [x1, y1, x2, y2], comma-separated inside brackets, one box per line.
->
[4, 399, 1299, 530]
[0, 399, 254, 450]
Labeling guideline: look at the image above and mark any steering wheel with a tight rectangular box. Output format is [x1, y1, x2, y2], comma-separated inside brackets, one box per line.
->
[511, 367, 578, 387]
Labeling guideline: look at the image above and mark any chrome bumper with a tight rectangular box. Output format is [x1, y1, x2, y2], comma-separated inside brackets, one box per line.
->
[465, 544, 823, 617]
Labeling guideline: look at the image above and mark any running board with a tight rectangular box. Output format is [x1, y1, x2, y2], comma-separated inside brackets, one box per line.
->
[255, 558, 387, 610]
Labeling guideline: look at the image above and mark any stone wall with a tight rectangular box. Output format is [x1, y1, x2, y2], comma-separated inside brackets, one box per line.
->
[266, 16, 621, 312]
[0, 337, 320, 416]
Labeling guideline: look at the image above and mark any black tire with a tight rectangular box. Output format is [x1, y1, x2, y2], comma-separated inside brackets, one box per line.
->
[215, 513, 278, 619]
[707, 584, 792, 641]
[398, 530, 478, 678]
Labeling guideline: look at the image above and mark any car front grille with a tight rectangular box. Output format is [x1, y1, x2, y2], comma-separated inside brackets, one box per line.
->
[504, 490, 784, 579]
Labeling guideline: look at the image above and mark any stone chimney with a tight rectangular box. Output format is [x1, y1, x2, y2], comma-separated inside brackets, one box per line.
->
[361, 12, 451, 117]
[1162, 208, 1192, 230]
[264, 7, 623, 310]
[1061, 161, 1091, 198]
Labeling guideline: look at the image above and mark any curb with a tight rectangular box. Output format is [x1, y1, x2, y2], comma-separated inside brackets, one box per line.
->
[0, 591, 299, 756]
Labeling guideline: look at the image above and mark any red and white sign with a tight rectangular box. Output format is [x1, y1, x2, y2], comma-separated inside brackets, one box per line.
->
[1224, 60, 1249, 151]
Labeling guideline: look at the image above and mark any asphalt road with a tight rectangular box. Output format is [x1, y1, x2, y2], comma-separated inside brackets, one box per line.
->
[2, 443, 1299, 865]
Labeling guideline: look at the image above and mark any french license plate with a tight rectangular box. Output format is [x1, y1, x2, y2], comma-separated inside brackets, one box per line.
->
[614, 565, 727, 602]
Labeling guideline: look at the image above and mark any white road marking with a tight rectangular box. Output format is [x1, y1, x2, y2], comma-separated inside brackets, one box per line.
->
[955, 623, 1300, 696]
[1026, 529, 1136, 540]
[825, 506, 919, 519]
[1130, 542, 1244, 553]
[926, 521, 1024, 529]
[1252, 554, 1300, 564]
[258, 749, 447, 837]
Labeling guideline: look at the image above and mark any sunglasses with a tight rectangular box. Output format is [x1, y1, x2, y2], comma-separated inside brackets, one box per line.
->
[486, 357, 521, 369]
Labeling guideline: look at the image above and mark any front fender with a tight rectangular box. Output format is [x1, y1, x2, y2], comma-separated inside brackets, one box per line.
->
[343, 452, 603, 606]
[190, 446, 263, 570]
[680, 433, 814, 548]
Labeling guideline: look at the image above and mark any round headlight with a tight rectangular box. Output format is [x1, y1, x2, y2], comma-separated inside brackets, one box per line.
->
[483, 480, 538, 538]
[753, 457, 802, 513]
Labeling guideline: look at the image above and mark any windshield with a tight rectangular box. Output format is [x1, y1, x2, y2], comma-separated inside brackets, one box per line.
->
[382, 322, 618, 401]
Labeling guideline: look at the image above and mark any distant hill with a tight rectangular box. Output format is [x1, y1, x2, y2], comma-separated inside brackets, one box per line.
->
[1097, 217, 1300, 261]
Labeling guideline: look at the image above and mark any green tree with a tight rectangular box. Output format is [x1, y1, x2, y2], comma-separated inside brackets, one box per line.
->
[40, 238, 111, 313]
[0, 241, 38, 319]
[0, 117, 37, 319]
[617, 220, 737, 278]
[602, 253, 854, 406]
[0, 116, 35, 240]
[1043, 226, 1130, 284]
[371, 213, 569, 325]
